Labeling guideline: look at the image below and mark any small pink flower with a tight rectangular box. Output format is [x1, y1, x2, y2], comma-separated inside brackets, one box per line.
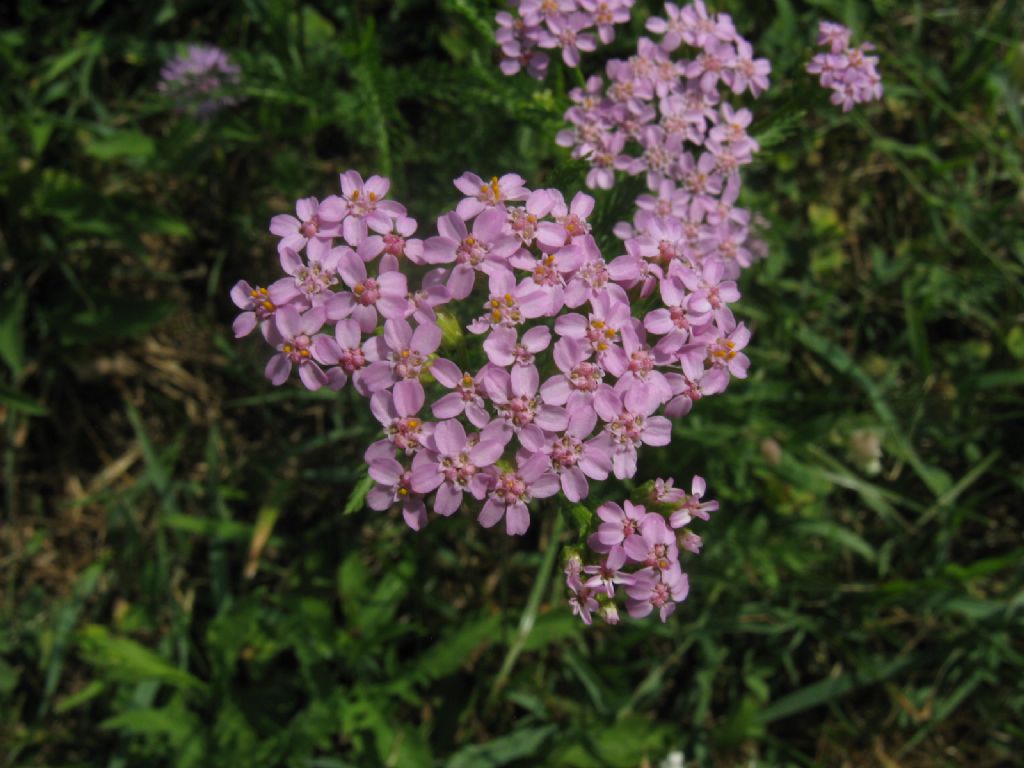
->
[530, 403, 613, 502]
[429, 360, 493, 428]
[367, 455, 427, 531]
[623, 514, 679, 574]
[601, 321, 674, 408]
[359, 318, 443, 393]
[663, 352, 729, 418]
[326, 247, 409, 332]
[453, 172, 529, 220]
[484, 364, 569, 436]
[554, 288, 632, 366]
[483, 325, 552, 368]
[269, 196, 344, 258]
[467, 268, 551, 336]
[540, 336, 607, 408]
[593, 382, 672, 478]
[265, 306, 328, 390]
[369, 380, 430, 456]
[669, 475, 719, 528]
[268, 246, 341, 309]
[478, 454, 559, 536]
[423, 210, 520, 299]
[410, 419, 511, 516]
[626, 566, 689, 622]
[312, 318, 374, 393]
[707, 319, 751, 380]
[589, 500, 649, 558]
[339, 171, 406, 240]
[230, 280, 276, 339]
[651, 477, 686, 505]
[583, 546, 633, 598]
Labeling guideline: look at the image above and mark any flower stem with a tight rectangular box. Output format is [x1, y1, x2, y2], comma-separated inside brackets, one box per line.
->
[488, 509, 565, 704]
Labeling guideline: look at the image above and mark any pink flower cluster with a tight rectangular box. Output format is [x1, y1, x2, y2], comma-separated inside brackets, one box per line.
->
[158, 44, 241, 116]
[495, 0, 636, 79]
[806, 22, 882, 112]
[557, 1, 769, 192]
[232, 167, 742, 623]
[565, 476, 717, 624]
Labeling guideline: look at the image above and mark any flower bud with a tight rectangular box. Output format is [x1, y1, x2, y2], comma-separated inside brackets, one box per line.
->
[599, 602, 620, 625]
[435, 310, 463, 348]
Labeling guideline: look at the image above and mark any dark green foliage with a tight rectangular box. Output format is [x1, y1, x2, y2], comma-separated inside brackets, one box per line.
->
[1, 0, 1022, 766]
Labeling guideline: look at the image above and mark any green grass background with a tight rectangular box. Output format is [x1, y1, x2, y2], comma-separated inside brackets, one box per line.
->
[1, 0, 1022, 765]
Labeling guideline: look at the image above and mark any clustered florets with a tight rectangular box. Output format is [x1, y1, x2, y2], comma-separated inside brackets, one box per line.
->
[227, 0, 821, 626]
[158, 44, 241, 116]
[806, 21, 883, 112]
[232, 164, 741, 623]
[552, 1, 770, 303]
[557, 1, 768, 196]
[566, 475, 717, 624]
[495, 0, 637, 79]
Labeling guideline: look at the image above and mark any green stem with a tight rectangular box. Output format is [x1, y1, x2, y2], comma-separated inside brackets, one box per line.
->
[572, 63, 587, 90]
[488, 509, 565, 704]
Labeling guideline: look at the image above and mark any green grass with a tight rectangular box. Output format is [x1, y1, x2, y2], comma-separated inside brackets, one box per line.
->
[1, 0, 1022, 765]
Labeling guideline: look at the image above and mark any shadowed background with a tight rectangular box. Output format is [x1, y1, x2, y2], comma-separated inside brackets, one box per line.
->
[1, 0, 1022, 765]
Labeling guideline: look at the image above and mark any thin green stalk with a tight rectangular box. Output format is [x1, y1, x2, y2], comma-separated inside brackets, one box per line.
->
[488, 510, 565, 704]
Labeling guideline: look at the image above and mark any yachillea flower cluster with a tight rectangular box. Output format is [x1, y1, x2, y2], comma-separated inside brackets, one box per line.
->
[565, 475, 718, 624]
[553, 1, 770, 278]
[556, 1, 769, 184]
[806, 21, 882, 112]
[158, 44, 241, 116]
[233, 168, 738, 624]
[495, 0, 637, 79]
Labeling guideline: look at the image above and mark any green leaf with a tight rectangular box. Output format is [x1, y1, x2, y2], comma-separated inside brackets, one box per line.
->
[0, 289, 26, 377]
[412, 615, 501, 681]
[0, 658, 19, 695]
[0, 383, 48, 416]
[520, 611, 581, 652]
[77, 625, 207, 693]
[54, 680, 105, 713]
[39, 561, 104, 715]
[757, 655, 914, 725]
[446, 725, 556, 768]
[343, 471, 374, 515]
[82, 130, 155, 161]
[795, 520, 877, 563]
[100, 707, 192, 740]
[562, 504, 595, 537]
[553, 716, 675, 768]
[795, 326, 952, 496]
[163, 513, 254, 541]
[60, 298, 176, 345]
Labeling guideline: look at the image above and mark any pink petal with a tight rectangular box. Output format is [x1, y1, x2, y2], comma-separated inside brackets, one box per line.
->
[434, 484, 462, 516]
[270, 214, 300, 237]
[266, 354, 291, 386]
[233, 312, 257, 338]
[560, 468, 588, 502]
[392, 380, 424, 417]
[370, 458, 403, 486]
[411, 322, 441, 354]
[505, 503, 530, 535]
[478, 498, 505, 528]
[510, 364, 539, 397]
[470, 438, 505, 465]
[433, 419, 467, 455]
[431, 392, 465, 419]
[430, 358, 461, 387]
[446, 264, 476, 299]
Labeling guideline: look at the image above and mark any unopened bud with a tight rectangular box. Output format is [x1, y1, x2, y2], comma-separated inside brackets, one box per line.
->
[599, 602, 620, 625]
[435, 311, 464, 348]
